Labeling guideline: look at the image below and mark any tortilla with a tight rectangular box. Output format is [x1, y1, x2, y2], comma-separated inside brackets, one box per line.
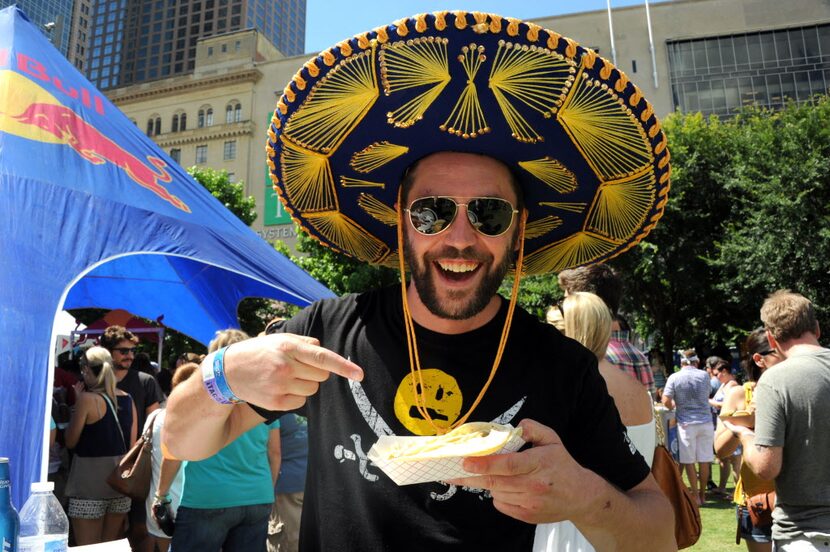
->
[380, 422, 522, 461]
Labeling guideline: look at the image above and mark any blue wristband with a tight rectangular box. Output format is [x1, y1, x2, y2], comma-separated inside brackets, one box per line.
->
[212, 346, 242, 404]
[201, 348, 242, 405]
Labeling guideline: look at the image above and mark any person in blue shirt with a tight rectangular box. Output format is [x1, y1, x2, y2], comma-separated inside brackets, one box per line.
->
[267, 413, 307, 552]
[171, 330, 281, 552]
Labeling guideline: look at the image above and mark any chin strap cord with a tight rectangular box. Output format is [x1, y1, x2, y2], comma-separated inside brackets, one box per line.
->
[396, 187, 527, 435]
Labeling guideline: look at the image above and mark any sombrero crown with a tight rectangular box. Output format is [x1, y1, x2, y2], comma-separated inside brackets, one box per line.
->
[267, 11, 670, 274]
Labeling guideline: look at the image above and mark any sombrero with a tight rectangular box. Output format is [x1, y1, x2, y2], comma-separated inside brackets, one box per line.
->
[266, 11, 670, 275]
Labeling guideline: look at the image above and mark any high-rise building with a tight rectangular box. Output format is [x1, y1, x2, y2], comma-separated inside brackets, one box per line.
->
[0, 0, 76, 62]
[86, 0, 306, 90]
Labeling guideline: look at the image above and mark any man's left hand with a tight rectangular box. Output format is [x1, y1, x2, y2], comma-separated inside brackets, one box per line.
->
[446, 418, 598, 524]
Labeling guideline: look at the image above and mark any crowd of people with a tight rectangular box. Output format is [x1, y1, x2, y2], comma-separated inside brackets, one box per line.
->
[48, 324, 308, 551]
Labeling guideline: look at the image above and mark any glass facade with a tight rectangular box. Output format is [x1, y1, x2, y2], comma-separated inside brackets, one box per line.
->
[668, 23, 830, 117]
[0, 0, 74, 57]
[83, 0, 306, 90]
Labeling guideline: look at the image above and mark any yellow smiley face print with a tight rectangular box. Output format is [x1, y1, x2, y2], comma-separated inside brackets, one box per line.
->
[394, 369, 463, 435]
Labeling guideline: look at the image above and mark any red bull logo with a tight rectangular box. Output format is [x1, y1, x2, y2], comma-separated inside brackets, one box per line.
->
[0, 56, 190, 213]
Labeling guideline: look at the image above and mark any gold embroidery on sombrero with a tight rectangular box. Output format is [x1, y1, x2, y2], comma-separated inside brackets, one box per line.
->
[556, 69, 652, 181]
[523, 216, 563, 240]
[440, 43, 489, 138]
[488, 40, 576, 143]
[586, 166, 656, 241]
[523, 231, 617, 274]
[379, 37, 450, 129]
[339, 177, 385, 189]
[357, 193, 397, 226]
[350, 141, 410, 173]
[518, 157, 577, 194]
[283, 47, 378, 154]
[305, 211, 390, 262]
[538, 201, 587, 213]
[280, 141, 338, 213]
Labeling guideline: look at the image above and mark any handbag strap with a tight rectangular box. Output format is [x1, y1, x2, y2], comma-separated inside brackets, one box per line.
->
[100, 392, 127, 451]
[142, 409, 162, 451]
[654, 404, 667, 448]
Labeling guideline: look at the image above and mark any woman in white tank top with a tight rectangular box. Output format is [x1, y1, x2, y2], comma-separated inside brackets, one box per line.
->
[537, 293, 656, 552]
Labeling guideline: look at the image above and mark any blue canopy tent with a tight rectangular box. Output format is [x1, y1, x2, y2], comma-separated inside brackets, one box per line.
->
[0, 6, 334, 508]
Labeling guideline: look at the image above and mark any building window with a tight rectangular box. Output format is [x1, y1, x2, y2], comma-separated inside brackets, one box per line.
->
[145, 119, 153, 136]
[667, 23, 830, 117]
[180, 113, 187, 131]
[195, 145, 208, 164]
[234, 104, 241, 122]
[223, 140, 237, 160]
[205, 108, 213, 126]
[225, 103, 233, 123]
[198, 109, 205, 128]
[170, 148, 181, 163]
[154, 117, 161, 136]
[171, 114, 179, 132]
[198, 106, 213, 128]
[227, 172, 235, 182]
[207, 46, 213, 56]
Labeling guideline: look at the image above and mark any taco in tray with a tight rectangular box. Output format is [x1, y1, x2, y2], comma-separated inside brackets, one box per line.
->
[381, 422, 522, 461]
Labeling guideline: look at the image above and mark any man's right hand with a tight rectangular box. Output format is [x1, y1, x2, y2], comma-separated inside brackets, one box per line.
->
[223, 333, 364, 412]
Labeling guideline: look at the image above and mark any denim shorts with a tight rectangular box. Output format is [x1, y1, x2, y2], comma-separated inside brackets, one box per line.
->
[737, 505, 772, 543]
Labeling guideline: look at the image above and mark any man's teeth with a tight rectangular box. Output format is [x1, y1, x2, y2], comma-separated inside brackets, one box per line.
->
[437, 261, 478, 273]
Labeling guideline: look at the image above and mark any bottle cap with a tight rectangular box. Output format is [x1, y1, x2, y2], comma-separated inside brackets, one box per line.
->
[30, 481, 54, 492]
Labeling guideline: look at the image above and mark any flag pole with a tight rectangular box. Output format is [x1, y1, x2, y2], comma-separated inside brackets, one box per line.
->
[645, 0, 659, 88]
[606, 0, 618, 65]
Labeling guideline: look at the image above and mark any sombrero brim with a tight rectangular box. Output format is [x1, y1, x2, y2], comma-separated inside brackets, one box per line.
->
[266, 11, 670, 274]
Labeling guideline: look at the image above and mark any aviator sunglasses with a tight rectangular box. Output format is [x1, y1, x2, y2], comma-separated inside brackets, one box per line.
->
[405, 196, 518, 237]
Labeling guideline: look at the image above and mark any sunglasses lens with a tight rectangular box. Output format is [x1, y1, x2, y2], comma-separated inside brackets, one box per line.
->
[467, 198, 515, 236]
[408, 197, 457, 235]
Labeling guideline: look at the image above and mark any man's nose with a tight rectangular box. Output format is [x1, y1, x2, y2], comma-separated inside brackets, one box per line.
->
[443, 206, 478, 248]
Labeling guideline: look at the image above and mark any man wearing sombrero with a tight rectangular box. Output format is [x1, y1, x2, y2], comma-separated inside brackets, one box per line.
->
[165, 12, 675, 550]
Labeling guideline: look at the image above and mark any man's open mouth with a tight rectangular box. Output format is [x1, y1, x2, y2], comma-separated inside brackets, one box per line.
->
[434, 260, 480, 282]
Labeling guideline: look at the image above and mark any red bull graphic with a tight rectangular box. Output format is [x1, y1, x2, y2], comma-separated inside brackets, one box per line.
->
[0, 56, 190, 213]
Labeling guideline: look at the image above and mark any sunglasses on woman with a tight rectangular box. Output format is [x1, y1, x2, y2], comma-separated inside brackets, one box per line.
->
[405, 196, 518, 237]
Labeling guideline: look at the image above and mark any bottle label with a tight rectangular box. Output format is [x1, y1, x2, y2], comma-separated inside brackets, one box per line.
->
[0, 479, 9, 490]
[2, 537, 15, 552]
[18, 535, 67, 552]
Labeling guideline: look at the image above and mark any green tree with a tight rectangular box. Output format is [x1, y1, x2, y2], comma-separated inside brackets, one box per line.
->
[610, 110, 738, 362]
[714, 99, 830, 334]
[276, 230, 400, 297]
[613, 98, 830, 361]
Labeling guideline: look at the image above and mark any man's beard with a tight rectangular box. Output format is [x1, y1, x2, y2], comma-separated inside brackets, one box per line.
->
[404, 242, 513, 320]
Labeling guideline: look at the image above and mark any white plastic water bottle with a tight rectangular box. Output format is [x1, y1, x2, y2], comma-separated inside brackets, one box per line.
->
[17, 482, 67, 552]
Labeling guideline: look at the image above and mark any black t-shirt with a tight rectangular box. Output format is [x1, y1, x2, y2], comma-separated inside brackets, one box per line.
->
[117, 368, 164, 432]
[257, 286, 649, 551]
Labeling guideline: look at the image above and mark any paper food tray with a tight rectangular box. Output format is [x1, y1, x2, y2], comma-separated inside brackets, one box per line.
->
[367, 431, 525, 486]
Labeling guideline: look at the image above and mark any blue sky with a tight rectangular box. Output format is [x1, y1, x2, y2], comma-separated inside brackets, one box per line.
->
[304, 1, 658, 53]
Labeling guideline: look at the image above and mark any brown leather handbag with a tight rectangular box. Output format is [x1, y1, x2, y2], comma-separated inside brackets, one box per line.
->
[653, 412, 702, 549]
[105, 401, 158, 500]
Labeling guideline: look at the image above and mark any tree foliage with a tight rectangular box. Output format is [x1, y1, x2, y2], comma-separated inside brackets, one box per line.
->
[613, 98, 830, 361]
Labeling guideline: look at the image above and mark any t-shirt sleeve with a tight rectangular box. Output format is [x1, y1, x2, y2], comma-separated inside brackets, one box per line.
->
[663, 375, 675, 399]
[564, 354, 651, 492]
[143, 375, 165, 407]
[753, 378, 785, 447]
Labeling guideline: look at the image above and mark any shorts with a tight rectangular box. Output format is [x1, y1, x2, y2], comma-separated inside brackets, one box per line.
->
[737, 505, 772, 543]
[677, 422, 714, 464]
[68, 496, 132, 519]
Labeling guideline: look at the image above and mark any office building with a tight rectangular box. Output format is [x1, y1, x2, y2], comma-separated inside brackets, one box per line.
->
[0, 0, 81, 65]
[87, 0, 306, 90]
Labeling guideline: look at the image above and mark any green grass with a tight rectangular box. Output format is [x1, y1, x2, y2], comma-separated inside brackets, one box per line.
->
[683, 465, 749, 552]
